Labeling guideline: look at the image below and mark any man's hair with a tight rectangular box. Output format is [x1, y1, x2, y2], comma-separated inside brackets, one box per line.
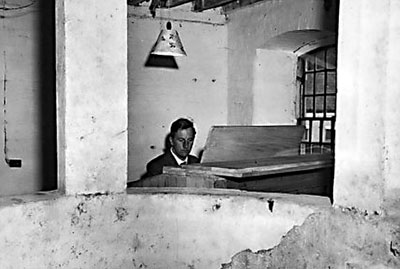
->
[170, 118, 196, 138]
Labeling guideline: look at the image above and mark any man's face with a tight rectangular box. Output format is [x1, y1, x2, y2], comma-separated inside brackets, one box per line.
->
[170, 128, 195, 160]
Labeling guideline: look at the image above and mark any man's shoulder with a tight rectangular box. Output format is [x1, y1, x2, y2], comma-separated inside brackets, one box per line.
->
[148, 152, 166, 163]
[147, 151, 174, 166]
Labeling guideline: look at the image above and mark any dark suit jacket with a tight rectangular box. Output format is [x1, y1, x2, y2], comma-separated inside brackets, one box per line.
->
[143, 150, 199, 178]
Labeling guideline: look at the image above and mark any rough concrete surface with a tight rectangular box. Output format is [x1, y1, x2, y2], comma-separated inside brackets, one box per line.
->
[0, 189, 330, 268]
[221, 207, 400, 269]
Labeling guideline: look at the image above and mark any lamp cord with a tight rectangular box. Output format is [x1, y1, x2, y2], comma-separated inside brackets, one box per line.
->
[2, 50, 9, 164]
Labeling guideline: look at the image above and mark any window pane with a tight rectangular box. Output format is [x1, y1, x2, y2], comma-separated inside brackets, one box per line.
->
[315, 96, 324, 114]
[305, 73, 313, 94]
[315, 50, 325, 70]
[305, 55, 314, 71]
[322, 120, 332, 142]
[298, 46, 337, 153]
[299, 120, 309, 142]
[326, 47, 337, 69]
[315, 72, 325, 94]
[305, 97, 314, 114]
[327, 72, 336, 94]
[325, 129, 331, 142]
[326, 96, 336, 113]
[311, 121, 320, 142]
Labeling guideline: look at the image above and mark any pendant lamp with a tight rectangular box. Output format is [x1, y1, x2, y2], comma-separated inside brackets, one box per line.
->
[151, 21, 187, 57]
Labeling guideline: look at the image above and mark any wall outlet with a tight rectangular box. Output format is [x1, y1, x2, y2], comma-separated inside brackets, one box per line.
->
[7, 159, 22, 168]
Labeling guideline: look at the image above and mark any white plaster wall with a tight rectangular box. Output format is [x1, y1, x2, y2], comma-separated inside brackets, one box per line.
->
[0, 190, 330, 268]
[226, 0, 338, 124]
[334, 0, 400, 212]
[128, 5, 228, 180]
[58, 0, 128, 194]
[253, 29, 337, 126]
[0, 1, 56, 195]
[383, 2, 400, 197]
[253, 49, 298, 125]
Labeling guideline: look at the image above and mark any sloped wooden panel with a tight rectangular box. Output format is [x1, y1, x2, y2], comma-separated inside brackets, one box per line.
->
[201, 125, 305, 163]
[189, 154, 332, 177]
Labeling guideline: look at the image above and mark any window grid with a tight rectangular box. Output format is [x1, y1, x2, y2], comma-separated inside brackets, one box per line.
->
[298, 46, 337, 154]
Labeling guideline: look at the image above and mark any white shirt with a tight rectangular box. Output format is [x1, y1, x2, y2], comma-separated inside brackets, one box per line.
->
[170, 148, 188, 166]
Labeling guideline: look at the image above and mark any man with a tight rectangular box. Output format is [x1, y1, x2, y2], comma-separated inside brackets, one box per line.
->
[143, 118, 199, 178]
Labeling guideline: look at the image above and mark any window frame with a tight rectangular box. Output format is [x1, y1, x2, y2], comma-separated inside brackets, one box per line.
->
[297, 46, 337, 154]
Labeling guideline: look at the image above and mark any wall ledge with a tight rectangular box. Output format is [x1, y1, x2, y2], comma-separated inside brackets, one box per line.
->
[0, 187, 332, 268]
[0, 187, 332, 210]
[127, 187, 332, 208]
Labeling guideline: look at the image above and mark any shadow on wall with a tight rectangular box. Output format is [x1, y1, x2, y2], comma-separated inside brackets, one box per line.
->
[144, 54, 178, 69]
[38, 0, 57, 191]
[321, 0, 339, 32]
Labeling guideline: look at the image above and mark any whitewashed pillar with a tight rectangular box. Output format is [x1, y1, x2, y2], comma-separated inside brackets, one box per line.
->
[56, 0, 128, 194]
[335, 0, 400, 212]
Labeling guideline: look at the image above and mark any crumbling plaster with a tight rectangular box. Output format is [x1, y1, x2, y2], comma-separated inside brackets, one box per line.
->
[2, 0, 400, 268]
[0, 189, 331, 268]
[223, 0, 400, 266]
[222, 207, 400, 269]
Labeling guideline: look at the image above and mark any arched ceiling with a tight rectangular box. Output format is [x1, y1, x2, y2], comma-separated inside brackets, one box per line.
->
[263, 30, 337, 55]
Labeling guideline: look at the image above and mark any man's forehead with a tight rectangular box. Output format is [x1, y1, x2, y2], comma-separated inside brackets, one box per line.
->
[174, 128, 195, 138]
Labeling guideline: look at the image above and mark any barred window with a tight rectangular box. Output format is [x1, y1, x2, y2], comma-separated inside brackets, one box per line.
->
[297, 46, 337, 154]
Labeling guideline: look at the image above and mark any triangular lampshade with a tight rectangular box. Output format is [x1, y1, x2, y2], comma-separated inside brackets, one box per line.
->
[151, 22, 187, 57]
